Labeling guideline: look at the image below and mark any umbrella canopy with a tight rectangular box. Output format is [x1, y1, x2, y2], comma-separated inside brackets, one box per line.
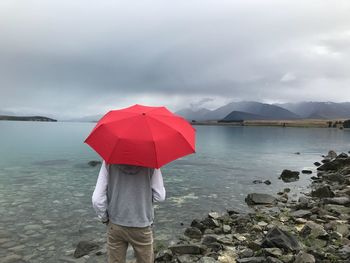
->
[84, 104, 196, 168]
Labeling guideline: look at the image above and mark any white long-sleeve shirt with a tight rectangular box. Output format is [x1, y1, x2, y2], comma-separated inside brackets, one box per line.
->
[92, 161, 166, 224]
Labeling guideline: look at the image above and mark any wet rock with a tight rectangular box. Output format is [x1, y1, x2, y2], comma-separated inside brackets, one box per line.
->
[261, 226, 301, 252]
[223, 225, 231, 234]
[74, 241, 99, 258]
[191, 219, 206, 232]
[264, 180, 271, 185]
[253, 180, 263, 184]
[245, 193, 276, 206]
[317, 157, 350, 171]
[184, 227, 203, 240]
[314, 162, 321, 167]
[169, 244, 204, 255]
[294, 251, 315, 263]
[311, 185, 335, 198]
[88, 160, 102, 167]
[266, 257, 283, 263]
[336, 152, 348, 159]
[239, 248, 254, 258]
[301, 170, 312, 174]
[201, 218, 220, 228]
[279, 169, 300, 183]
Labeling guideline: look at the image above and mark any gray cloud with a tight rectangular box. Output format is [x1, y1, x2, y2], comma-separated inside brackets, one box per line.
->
[0, 0, 350, 119]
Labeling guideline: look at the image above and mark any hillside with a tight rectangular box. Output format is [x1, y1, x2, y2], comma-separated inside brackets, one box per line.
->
[0, 115, 57, 122]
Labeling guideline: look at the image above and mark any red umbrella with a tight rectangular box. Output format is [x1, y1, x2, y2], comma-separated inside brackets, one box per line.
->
[84, 104, 196, 168]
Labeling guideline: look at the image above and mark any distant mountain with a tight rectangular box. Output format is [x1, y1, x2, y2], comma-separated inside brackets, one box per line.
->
[222, 111, 266, 121]
[276, 102, 350, 119]
[175, 108, 212, 121]
[0, 115, 57, 122]
[203, 101, 300, 120]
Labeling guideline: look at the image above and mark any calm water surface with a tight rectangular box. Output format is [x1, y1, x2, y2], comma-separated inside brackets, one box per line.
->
[0, 121, 349, 261]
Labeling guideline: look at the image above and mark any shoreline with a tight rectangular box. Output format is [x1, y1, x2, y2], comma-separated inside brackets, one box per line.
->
[152, 150, 350, 262]
[192, 119, 347, 128]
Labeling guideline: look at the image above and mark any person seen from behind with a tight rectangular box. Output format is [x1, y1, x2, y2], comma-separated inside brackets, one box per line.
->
[92, 161, 166, 263]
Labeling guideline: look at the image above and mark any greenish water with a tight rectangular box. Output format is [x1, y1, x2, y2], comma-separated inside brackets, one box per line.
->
[0, 121, 349, 261]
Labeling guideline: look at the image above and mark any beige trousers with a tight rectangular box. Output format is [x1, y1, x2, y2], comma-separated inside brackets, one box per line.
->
[107, 222, 154, 263]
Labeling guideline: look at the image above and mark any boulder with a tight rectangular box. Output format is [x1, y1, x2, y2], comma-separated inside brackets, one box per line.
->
[155, 249, 173, 261]
[326, 150, 337, 159]
[88, 160, 102, 167]
[311, 185, 335, 198]
[202, 235, 218, 245]
[313, 162, 321, 167]
[177, 254, 199, 263]
[264, 180, 271, 185]
[245, 193, 276, 206]
[74, 241, 99, 258]
[261, 226, 301, 252]
[301, 170, 312, 174]
[191, 219, 206, 232]
[201, 218, 220, 229]
[279, 169, 300, 182]
[184, 227, 203, 240]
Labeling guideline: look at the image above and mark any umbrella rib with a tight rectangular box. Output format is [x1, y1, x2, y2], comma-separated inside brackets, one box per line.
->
[145, 117, 159, 168]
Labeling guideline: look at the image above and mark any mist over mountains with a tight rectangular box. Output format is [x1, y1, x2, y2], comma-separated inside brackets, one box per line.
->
[175, 101, 350, 121]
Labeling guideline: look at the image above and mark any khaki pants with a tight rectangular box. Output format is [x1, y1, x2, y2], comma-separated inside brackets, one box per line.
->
[107, 222, 154, 263]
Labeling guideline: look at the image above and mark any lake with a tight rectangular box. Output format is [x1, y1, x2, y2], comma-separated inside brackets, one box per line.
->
[0, 121, 349, 261]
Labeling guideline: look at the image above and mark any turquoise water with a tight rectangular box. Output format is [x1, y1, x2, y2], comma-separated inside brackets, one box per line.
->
[0, 121, 350, 261]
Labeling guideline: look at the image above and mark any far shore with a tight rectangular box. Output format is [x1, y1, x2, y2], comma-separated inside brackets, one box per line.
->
[191, 119, 348, 128]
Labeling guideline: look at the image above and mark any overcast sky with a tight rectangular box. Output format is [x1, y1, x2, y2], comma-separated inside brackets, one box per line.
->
[1, 0, 350, 119]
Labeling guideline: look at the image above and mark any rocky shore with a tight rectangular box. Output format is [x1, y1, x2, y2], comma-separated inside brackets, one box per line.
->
[152, 150, 350, 263]
[69, 151, 350, 262]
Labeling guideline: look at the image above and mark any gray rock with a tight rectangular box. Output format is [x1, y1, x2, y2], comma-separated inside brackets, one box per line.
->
[279, 169, 300, 183]
[198, 256, 218, 263]
[155, 249, 173, 261]
[201, 218, 220, 228]
[313, 162, 321, 167]
[290, 210, 312, 218]
[300, 221, 328, 239]
[238, 248, 254, 258]
[338, 245, 350, 260]
[326, 150, 338, 159]
[324, 197, 350, 206]
[169, 244, 204, 255]
[261, 226, 301, 252]
[264, 180, 272, 185]
[266, 257, 283, 263]
[237, 257, 266, 263]
[74, 241, 99, 258]
[311, 185, 335, 198]
[245, 193, 276, 206]
[202, 235, 218, 245]
[177, 254, 199, 263]
[184, 227, 203, 240]
[294, 251, 316, 263]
